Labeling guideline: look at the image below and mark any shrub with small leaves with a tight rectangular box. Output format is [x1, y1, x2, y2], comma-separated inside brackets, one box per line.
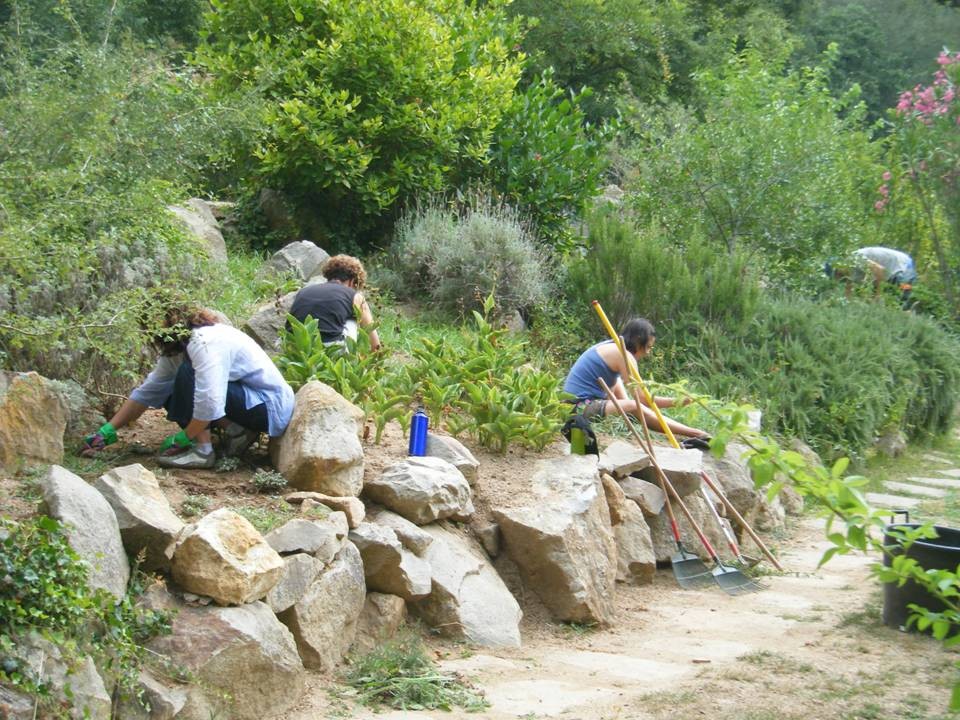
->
[389, 194, 553, 319]
[252, 469, 288, 494]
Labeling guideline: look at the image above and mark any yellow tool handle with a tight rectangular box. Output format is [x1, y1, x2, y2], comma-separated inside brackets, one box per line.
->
[591, 300, 680, 448]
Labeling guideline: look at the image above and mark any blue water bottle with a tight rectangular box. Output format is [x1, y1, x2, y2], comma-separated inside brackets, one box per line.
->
[409, 407, 429, 456]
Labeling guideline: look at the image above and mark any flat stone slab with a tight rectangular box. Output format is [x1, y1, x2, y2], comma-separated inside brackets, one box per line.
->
[884, 481, 947, 499]
[865, 492, 921, 509]
[921, 453, 954, 465]
[936, 468, 960, 478]
[906, 476, 960, 489]
[598, 440, 650, 478]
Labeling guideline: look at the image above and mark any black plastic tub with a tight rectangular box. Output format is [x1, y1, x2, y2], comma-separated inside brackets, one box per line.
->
[882, 514, 960, 632]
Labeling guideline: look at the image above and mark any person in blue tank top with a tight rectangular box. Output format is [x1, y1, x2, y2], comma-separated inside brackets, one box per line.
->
[563, 318, 708, 439]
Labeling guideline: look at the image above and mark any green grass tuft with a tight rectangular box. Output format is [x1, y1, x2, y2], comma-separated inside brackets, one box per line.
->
[345, 626, 488, 712]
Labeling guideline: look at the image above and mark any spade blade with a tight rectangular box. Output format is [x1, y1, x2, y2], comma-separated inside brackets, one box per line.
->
[671, 548, 716, 590]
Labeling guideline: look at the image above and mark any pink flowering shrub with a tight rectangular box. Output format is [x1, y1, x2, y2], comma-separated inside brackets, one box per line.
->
[883, 51, 960, 310]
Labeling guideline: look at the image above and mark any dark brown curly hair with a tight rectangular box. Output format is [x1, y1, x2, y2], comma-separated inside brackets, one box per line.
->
[152, 306, 220, 356]
[322, 254, 367, 288]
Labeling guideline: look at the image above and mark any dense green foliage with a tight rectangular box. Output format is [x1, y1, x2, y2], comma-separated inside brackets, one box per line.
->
[278, 299, 568, 452]
[195, 0, 523, 246]
[626, 49, 882, 288]
[486, 72, 612, 247]
[510, 0, 795, 120]
[0, 43, 223, 392]
[793, 0, 960, 122]
[0, 516, 170, 710]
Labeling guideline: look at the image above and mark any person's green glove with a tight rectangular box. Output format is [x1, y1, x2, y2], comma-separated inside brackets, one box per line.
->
[160, 430, 193, 453]
[81, 423, 117, 457]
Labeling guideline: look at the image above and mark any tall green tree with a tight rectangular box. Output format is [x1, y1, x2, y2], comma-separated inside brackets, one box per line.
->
[510, 0, 795, 121]
[626, 48, 883, 288]
[195, 0, 523, 248]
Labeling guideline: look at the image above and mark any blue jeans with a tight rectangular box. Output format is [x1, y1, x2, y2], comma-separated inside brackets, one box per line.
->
[164, 358, 269, 432]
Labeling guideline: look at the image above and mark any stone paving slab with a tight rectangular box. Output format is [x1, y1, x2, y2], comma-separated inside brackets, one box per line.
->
[921, 453, 955, 465]
[936, 468, 960, 478]
[906, 476, 960, 490]
[865, 492, 921, 509]
[884, 481, 948, 498]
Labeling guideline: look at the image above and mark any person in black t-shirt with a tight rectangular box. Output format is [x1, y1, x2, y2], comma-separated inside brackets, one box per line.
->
[289, 255, 382, 351]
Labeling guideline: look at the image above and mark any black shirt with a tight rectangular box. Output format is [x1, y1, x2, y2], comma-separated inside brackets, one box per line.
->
[288, 282, 357, 342]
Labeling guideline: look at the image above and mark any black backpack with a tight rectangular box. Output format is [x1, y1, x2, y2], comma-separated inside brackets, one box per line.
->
[560, 414, 599, 456]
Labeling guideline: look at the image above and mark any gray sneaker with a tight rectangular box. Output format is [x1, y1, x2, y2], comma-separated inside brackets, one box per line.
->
[221, 424, 260, 457]
[157, 446, 216, 469]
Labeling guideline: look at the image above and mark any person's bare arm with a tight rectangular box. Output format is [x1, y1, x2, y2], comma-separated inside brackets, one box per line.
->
[354, 292, 382, 351]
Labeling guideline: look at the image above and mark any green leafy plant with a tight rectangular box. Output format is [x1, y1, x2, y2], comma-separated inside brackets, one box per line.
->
[702, 403, 960, 710]
[180, 494, 211, 518]
[233, 501, 298, 534]
[0, 517, 171, 710]
[345, 626, 488, 712]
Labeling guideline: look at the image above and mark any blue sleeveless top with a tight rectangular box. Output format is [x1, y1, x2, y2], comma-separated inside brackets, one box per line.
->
[563, 341, 620, 399]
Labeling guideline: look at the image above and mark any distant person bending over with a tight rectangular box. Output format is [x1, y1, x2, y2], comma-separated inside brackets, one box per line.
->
[563, 318, 708, 439]
[853, 246, 917, 305]
[288, 254, 381, 351]
[81, 306, 295, 469]
[826, 247, 917, 306]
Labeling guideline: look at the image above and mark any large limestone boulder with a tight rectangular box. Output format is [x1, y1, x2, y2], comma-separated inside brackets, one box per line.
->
[0, 372, 69, 472]
[94, 464, 184, 573]
[614, 500, 656, 584]
[348, 522, 432, 600]
[264, 516, 346, 565]
[367, 506, 434, 555]
[278, 542, 366, 670]
[272, 381, 366, 497]
[146, 596, 305, 720]
[352, 593, 408, 654]
[364, 456, 474, 525]
[168, 198, 228, 264]
[171, 509, 284, 606]
[40, 465, 129, 598]
[411, 524, 521, 647]
[425, 433, 480, 485]
[243, 291, 297, 351]
[260, 240, 329, 281]
[285, 491, 366, 528]
[647, 492, 728, 563]
[636, 446, 703, 496]
[493, 455, 617, 626]
[266, 553, 325, 614]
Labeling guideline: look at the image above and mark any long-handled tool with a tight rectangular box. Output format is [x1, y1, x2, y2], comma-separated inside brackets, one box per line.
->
[600, 378, 761, 595]
[592, 299, 784, 574]
[597, 378, 713, 589]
